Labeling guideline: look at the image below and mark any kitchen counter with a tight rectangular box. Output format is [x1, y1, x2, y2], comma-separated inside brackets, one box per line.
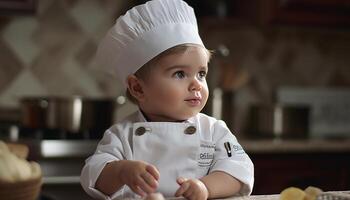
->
[167, 191, 350, 200]
[121, 191, 350, 200]
[164, 195, 278, 200]
[240, 138, 350, 153]
[222, 195, 279, 200]
[229, 191, 350, 200]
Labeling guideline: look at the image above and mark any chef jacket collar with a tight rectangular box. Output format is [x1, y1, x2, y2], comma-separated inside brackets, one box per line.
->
[136, 109, 195, 124]
[137, 109, 148, 122]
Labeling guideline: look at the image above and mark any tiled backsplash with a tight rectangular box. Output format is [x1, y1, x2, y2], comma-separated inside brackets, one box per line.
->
[0, 0, 131, 108]
[1, 0, 350, 134]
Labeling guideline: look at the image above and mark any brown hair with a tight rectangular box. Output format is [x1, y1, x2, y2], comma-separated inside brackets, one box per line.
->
[126, 44, 212, 104]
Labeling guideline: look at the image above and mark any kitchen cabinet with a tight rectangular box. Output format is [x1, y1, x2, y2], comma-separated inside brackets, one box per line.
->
[0, 0, 36, 14]
[250, 152, 350, 195]
[234, 0, 350, 27]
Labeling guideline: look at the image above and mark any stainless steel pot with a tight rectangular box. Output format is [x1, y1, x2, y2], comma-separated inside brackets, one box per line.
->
[20, 97, 117, 133]
[246, 104, 310, 139]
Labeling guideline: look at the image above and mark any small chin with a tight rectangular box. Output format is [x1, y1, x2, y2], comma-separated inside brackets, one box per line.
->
[179, 109, 202, 119]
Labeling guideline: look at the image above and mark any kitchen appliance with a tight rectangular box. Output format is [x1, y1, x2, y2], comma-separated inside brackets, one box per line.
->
[246, 104, 310, 139]
[20, 97, 117, 139]
[277, 87, 350, 139]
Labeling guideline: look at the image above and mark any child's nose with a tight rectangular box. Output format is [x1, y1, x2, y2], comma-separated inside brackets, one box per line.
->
[189, 78, 202, 91]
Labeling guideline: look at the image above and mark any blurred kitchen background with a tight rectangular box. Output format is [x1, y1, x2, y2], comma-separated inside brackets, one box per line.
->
[0, 0, 349, 199]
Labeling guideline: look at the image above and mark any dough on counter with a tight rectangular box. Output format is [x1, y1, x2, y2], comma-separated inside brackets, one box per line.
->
[280, 186, 323, 200]
[280, 187, 306, 200]
[304, 186, 323, 200]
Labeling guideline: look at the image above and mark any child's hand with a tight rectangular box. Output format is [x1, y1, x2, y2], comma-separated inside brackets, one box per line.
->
[120, 160, 160, 197]
[175, 177, 209, 200]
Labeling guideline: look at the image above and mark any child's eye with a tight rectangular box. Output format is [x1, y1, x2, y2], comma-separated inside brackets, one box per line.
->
[173, 71, 185, 79]
[198, 71, 207, 79]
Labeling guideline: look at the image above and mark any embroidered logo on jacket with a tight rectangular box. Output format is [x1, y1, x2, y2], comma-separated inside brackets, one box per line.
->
[198, 143, 215, 167]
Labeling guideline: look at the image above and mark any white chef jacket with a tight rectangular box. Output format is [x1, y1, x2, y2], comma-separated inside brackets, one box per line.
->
[80, 110, 254, 200]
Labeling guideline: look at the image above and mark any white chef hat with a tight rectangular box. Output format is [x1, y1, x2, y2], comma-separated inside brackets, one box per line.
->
[95, 0, 204, 90]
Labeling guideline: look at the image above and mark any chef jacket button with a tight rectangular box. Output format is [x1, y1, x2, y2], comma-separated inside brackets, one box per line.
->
[184, 126, 196, 135]
[135, 127, 146, 136]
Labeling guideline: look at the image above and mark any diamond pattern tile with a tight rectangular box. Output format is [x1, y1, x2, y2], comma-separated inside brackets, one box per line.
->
[74, 39, 97, 68]
[61, 58, 102, 97]
[70, 0, 107, 35]
[33, 1, 83, 50]
[0, 39, 23, 94]
[0, 70, 47, 107]
[2, 17, 39, 66]
[30, 49, 73, 95]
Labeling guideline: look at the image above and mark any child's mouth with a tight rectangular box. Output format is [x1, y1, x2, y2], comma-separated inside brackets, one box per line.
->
[185, 98, 201, 106]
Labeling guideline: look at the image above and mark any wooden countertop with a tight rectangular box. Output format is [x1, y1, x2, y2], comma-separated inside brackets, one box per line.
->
[166, 195, 279, 200]
[234, 191, 350, 200]
[167, 191, 350, 200]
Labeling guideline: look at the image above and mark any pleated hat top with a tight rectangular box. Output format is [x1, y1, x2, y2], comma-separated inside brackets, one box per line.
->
[95, 0, 204, 89]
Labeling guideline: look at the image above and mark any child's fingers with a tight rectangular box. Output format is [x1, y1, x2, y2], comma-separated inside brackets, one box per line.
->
[137, 176, 156, 194]
[141, 172, 159, 189]
[146, 165, 160, 180]
[130, 185, 146, 197]
[175, 181, 190, 197]
[183, 186, 194, 199]
[176, 177, 188, 185]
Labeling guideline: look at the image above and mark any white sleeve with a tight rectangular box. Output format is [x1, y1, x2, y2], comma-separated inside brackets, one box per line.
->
[80, 127, 127, 200]
[210, 120, 254, 196]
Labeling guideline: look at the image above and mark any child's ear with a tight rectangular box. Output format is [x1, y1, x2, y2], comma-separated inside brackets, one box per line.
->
[127, 75, 145, 102]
